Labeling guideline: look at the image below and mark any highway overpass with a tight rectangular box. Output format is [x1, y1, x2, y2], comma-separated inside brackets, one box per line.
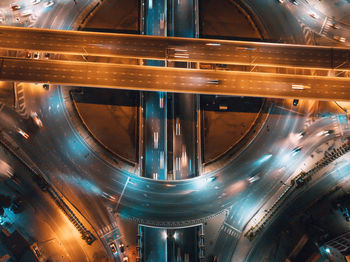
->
[0, 26, 350, 70]
[1, 57, 350, 101]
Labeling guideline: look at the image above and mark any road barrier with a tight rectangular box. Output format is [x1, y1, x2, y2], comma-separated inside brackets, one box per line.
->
[0, 130, 96, 245]
[47, 187, 96, 244]
[245, 138, 350, 241]
[244, 184, 293, 241]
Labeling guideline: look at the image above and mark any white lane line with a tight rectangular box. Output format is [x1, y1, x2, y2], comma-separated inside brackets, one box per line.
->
[319, 16, 328, 35]
[223, 222, 241, 234]
[115, 177, 130, 212]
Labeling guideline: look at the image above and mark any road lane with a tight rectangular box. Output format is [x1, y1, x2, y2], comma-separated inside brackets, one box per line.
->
[142, 0, 168, 182]
[168, 0, 199, 180]
[1, 57, 350, 101]
[1, 26, 350, 69]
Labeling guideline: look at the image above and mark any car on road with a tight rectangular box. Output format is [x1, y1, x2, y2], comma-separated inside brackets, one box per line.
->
[0, 12, 4, 24]
[102, 192, 117, 202]
[175, 118, 180, 136]
[33, 52, 40, 59]
[295, 174, 307, 188]
[109, 242, 117, 253]
[219, 105, 228, 110]
[10, 4, 21, 11]
[32, 0, 40, 4]
[277, 0, 284, 3]
[247, 174, 260, 184]
[25, 52, 32, 59]
[297, 131, 306, 139]
[333, 35, 346, 43]
[236, 46, 256, 51]
[123, 257, 129, 262]
[326, 129, 334, 135]
[290, 0, 298, 5]
[206, 42, 221, 46]
[119, 242, 125, 253]
[309, 12, 318, 19]
[0, 160, 13, 179]
[160, 151, 164, 169]
[152, 172, 158, 179]
[153, 131, 158, 149]
[318, 129, 334, 136]
[293, 99, 299, 106]
[205, 176, 218, 183]
[339, 205, 350, 221]
[31, 112, 43, 128]
[159, 93, 164, 108]
[159, 13, 165, 30]
[16, 128, 29, 139]
[166, 48, 189, 59]
[292, 146, 303, 154]
[44, 0, 54, 7]
[207, 79, 220, 85]
[330, 23, 339, 29]
[292, 84, 309, 90]
[11, 197, 24, 213]
[43, 84, 50, 90]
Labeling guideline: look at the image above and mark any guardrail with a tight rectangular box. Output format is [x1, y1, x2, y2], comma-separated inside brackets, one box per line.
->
[47, 187, 96, 244]
[245, 138, 350, 241]
[0, 130, 96, 245]
[244, 185, 293, 241]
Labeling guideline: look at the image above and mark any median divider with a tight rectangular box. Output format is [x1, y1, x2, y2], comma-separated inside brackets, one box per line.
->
[245, 138, 350, 241]
[47, 187, 96, 244]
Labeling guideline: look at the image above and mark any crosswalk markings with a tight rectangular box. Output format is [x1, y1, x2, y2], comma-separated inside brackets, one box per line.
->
[298, 21, 315, 45]
[14, 83, 28, 119]
[220, 222, 241, 238]
[319, 16, 329, 35]
[97, 221, 119, 237]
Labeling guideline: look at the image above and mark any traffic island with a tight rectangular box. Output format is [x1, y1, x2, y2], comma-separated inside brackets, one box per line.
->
[71, 88, 139, 165]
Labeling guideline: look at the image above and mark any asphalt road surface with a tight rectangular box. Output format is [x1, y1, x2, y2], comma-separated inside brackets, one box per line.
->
[1, 57, 350, 101]
[1, 0, 350, 261]
[142, 0, 168, 182]
[1, 26, 350, 69]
